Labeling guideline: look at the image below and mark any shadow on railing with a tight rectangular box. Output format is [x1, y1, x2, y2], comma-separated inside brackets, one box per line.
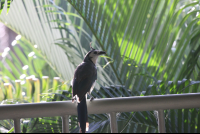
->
[0, 93, 200, 133]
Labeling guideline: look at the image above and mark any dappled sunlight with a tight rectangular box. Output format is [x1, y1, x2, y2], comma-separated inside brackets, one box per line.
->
[0, 0, 200, 133]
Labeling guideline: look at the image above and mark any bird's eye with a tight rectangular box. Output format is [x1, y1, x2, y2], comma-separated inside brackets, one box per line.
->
[94, 51, 97, 54]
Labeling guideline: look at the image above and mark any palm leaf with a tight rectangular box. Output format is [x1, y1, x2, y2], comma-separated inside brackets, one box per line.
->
[66, 0, 200, 91]
[1, 0, 200, 133]
[0, 0, 13, 15]
[0, 0, 81, 81]
[53, 1, 200, 132]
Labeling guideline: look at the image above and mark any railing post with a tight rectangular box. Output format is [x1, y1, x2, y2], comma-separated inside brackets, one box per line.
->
[158, 110, 166, 133]
[109, 112, 118, 133]
[62, 115, 69, 133]
[14, 118, 21, 133]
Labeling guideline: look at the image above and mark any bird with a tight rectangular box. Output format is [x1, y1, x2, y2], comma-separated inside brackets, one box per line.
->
[71, 43, 106, 133]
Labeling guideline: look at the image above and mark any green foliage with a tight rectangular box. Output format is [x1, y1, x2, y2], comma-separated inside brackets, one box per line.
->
[0, 0, 200, 133]
[19, 79, 199, 133]
[66, 0, 200, 92]
[0, 0, 13, 15]
[0, 77, 71, 133]
[0, 35, 59, 103]
[0, 37, 57, 80]
[49, 0, 200, 132]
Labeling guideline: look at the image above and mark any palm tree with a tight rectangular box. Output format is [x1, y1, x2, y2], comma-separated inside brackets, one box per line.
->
[0, 0, 200, 133]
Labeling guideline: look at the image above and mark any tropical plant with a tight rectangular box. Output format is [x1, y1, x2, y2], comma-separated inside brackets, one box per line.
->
[15, 79, 200, 133]
[0, 37, 55, 80]
[0, 35, 61, 133]
[0, 77, 69, 133]
[47, 1, 200, 132]
[0, 0, 200, 133]
[0, 0, 13, 15]
[0, 36, 58, 100]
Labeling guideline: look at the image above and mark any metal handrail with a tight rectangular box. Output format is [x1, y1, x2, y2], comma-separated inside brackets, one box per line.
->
[1, 93, 200, 133]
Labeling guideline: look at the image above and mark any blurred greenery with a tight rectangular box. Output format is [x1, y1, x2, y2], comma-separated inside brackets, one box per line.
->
[0, 0, 200, 133]
[0, 0, 13, 15]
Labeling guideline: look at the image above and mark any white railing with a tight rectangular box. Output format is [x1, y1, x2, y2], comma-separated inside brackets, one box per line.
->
[1, 93, 200, 133]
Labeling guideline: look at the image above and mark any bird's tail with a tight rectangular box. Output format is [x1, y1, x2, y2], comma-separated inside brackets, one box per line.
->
[77, 96, 89, 133]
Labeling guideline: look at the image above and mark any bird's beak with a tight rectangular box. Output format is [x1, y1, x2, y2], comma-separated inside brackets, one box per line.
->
[98, 51, 106, 55]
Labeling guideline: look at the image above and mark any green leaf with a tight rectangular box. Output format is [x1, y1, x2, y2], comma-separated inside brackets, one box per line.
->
[7, 127, 14, 133]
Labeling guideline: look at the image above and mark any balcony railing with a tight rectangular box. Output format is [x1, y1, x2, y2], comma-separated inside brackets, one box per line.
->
[0, 93, 200, 133]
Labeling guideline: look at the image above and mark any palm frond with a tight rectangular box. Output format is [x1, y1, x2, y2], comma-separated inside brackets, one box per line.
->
[66, 0, 200, 92]
[0, 0, 80, 80]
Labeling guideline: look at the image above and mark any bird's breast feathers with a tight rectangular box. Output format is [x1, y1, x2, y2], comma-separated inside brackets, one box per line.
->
[72, 62, 97, 100]
[74, 62, 97, 81]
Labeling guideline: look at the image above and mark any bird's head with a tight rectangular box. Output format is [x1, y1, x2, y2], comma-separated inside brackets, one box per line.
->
[84, 46, 106, 65]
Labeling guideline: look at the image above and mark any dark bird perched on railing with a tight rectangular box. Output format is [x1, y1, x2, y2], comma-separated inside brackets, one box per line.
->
[71, 43, 106, 133]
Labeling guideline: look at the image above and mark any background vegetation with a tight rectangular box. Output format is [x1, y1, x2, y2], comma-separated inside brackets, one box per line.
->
[0, 0, 200, 133]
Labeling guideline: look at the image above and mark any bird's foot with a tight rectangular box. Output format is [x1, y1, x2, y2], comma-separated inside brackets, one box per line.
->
[90, 96, 94, 101]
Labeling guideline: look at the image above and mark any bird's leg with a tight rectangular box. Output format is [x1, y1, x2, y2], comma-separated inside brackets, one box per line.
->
[72, 95, 80, 103]
[87, 92, 94, 101]
[76, 95, 80, 103]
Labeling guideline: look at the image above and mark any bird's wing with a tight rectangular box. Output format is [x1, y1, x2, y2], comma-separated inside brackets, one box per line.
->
[72, 62, 97, 102]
